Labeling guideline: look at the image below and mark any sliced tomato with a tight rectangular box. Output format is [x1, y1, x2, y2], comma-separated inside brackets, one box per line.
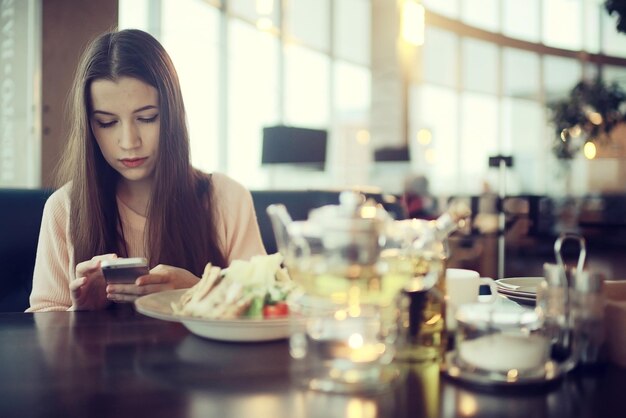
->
[263, 302, 289, 318]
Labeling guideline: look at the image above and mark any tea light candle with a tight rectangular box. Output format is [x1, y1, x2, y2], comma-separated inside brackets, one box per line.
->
[458, 333, 549, 372]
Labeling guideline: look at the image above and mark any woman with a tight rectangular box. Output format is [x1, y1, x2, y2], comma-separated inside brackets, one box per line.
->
[27, 29, 266, 312]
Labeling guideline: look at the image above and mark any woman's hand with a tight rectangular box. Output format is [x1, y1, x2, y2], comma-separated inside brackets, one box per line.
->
[70, 254, 117, 311]
[105, 264, 200, 303]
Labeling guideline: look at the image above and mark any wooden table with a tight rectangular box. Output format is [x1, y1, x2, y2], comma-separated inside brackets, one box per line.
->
[0, 306, 623, 418]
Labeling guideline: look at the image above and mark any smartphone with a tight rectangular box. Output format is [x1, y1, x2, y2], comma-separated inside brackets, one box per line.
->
[101, 257, 149, 284]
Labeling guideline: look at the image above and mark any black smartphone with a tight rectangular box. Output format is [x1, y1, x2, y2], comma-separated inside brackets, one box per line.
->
[101, 257, 149, 284]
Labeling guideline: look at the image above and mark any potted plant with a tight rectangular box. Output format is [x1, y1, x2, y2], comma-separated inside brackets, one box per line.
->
[547, 77, 626, 161]
[605, 0, 626, 34]
[546, 77, 626, 232]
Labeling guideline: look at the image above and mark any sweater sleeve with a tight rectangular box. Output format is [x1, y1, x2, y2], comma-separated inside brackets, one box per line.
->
[212, 173, 267, 264]
[26, 186, 74, 312]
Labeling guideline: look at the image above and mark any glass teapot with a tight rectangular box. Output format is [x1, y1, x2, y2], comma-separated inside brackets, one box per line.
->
[266, 191, 470, 307]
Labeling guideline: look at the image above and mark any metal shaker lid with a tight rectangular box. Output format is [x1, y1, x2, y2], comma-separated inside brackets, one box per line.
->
[543, 262, 572, 288]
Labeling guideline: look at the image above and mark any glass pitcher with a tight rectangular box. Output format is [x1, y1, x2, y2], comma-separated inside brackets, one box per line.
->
[267, 191, 396, 306]
[267, 191, 470, 309]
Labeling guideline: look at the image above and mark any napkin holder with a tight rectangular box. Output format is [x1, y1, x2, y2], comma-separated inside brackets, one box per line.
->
[604, 281, 626, 368]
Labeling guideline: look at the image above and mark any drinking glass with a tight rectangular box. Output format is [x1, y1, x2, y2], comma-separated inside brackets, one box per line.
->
[288, 295, 399, 393]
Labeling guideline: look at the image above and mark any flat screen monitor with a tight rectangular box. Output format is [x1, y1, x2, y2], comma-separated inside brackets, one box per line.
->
[261, 125, 327, 170]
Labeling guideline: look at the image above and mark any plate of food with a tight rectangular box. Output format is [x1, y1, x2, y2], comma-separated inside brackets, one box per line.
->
[135, 253, 298, 342]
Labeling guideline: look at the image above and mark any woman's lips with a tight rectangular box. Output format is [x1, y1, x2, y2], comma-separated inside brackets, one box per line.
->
[120, 157, 148, 168]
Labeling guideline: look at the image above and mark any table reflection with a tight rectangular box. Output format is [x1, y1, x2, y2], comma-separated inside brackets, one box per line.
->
[2, 307, 621, 418]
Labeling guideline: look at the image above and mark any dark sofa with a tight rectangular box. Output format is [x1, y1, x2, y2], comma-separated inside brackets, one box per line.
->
[0, 188, 404, 312]
[0, 188, 54, 312]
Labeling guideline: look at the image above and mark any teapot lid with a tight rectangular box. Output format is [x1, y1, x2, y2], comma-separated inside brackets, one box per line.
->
[307, 191, 392, 232]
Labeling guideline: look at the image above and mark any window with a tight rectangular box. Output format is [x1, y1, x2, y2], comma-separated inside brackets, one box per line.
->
[230, 0, 279, 27]
[161, 0, 220, 173]
[459, 93, 499, 194]
[602, 11, 626, 58]
[501, 98, 546, 194]
[583, 0, 601, 54]
[414, 85, 458, 194]
[119, 0, 150, 31]
[284, 45, 330, 127]
[287, 0, 330, 51]
[423, 0, 459, 19]
[334, 62, 370, 117]
[116, 0, 626, 196]
[334, 0, 370, 65]
[227, 20, 280, 187]
[119, 0, 370, 190]
[423, 27, 458, 88]
[462, 38, 498, 94]
[333, 61, 371, 187]
[462, 0, 499, 33]
[502, 0, 540, 43]
[543, 55, 582, 101]
[0, 0, 40, 187]
[543, 0, 583, 50]
[503, 48, 539, 100]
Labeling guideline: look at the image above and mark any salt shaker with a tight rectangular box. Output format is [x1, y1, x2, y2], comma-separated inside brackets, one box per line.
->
[570, 271, 605, 366]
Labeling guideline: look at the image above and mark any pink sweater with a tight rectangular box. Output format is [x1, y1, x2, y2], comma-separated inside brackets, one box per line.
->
[27, 173, 267, 312]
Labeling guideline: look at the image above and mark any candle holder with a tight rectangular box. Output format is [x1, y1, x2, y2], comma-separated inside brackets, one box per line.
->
[288, 295, 399, 393]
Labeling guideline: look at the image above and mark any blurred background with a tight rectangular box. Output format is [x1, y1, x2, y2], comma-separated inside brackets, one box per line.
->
[3, 0, 626, 277]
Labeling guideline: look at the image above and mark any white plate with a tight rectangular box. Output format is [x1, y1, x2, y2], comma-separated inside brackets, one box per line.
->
[500, 293, 536, 306]
[135, 289, 290, 342]
[496, 277, 545, 296]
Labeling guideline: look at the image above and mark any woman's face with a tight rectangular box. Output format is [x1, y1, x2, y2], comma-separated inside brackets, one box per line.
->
[90, 76, 160, 186]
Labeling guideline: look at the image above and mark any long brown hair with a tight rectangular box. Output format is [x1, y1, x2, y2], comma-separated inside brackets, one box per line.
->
[56, 29, 226, 275]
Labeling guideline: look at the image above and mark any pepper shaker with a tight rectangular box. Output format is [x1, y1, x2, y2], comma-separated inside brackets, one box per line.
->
[536, 233, 587, 367]
[570, 271, 605, 366]
[538, 262, 572, 363]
